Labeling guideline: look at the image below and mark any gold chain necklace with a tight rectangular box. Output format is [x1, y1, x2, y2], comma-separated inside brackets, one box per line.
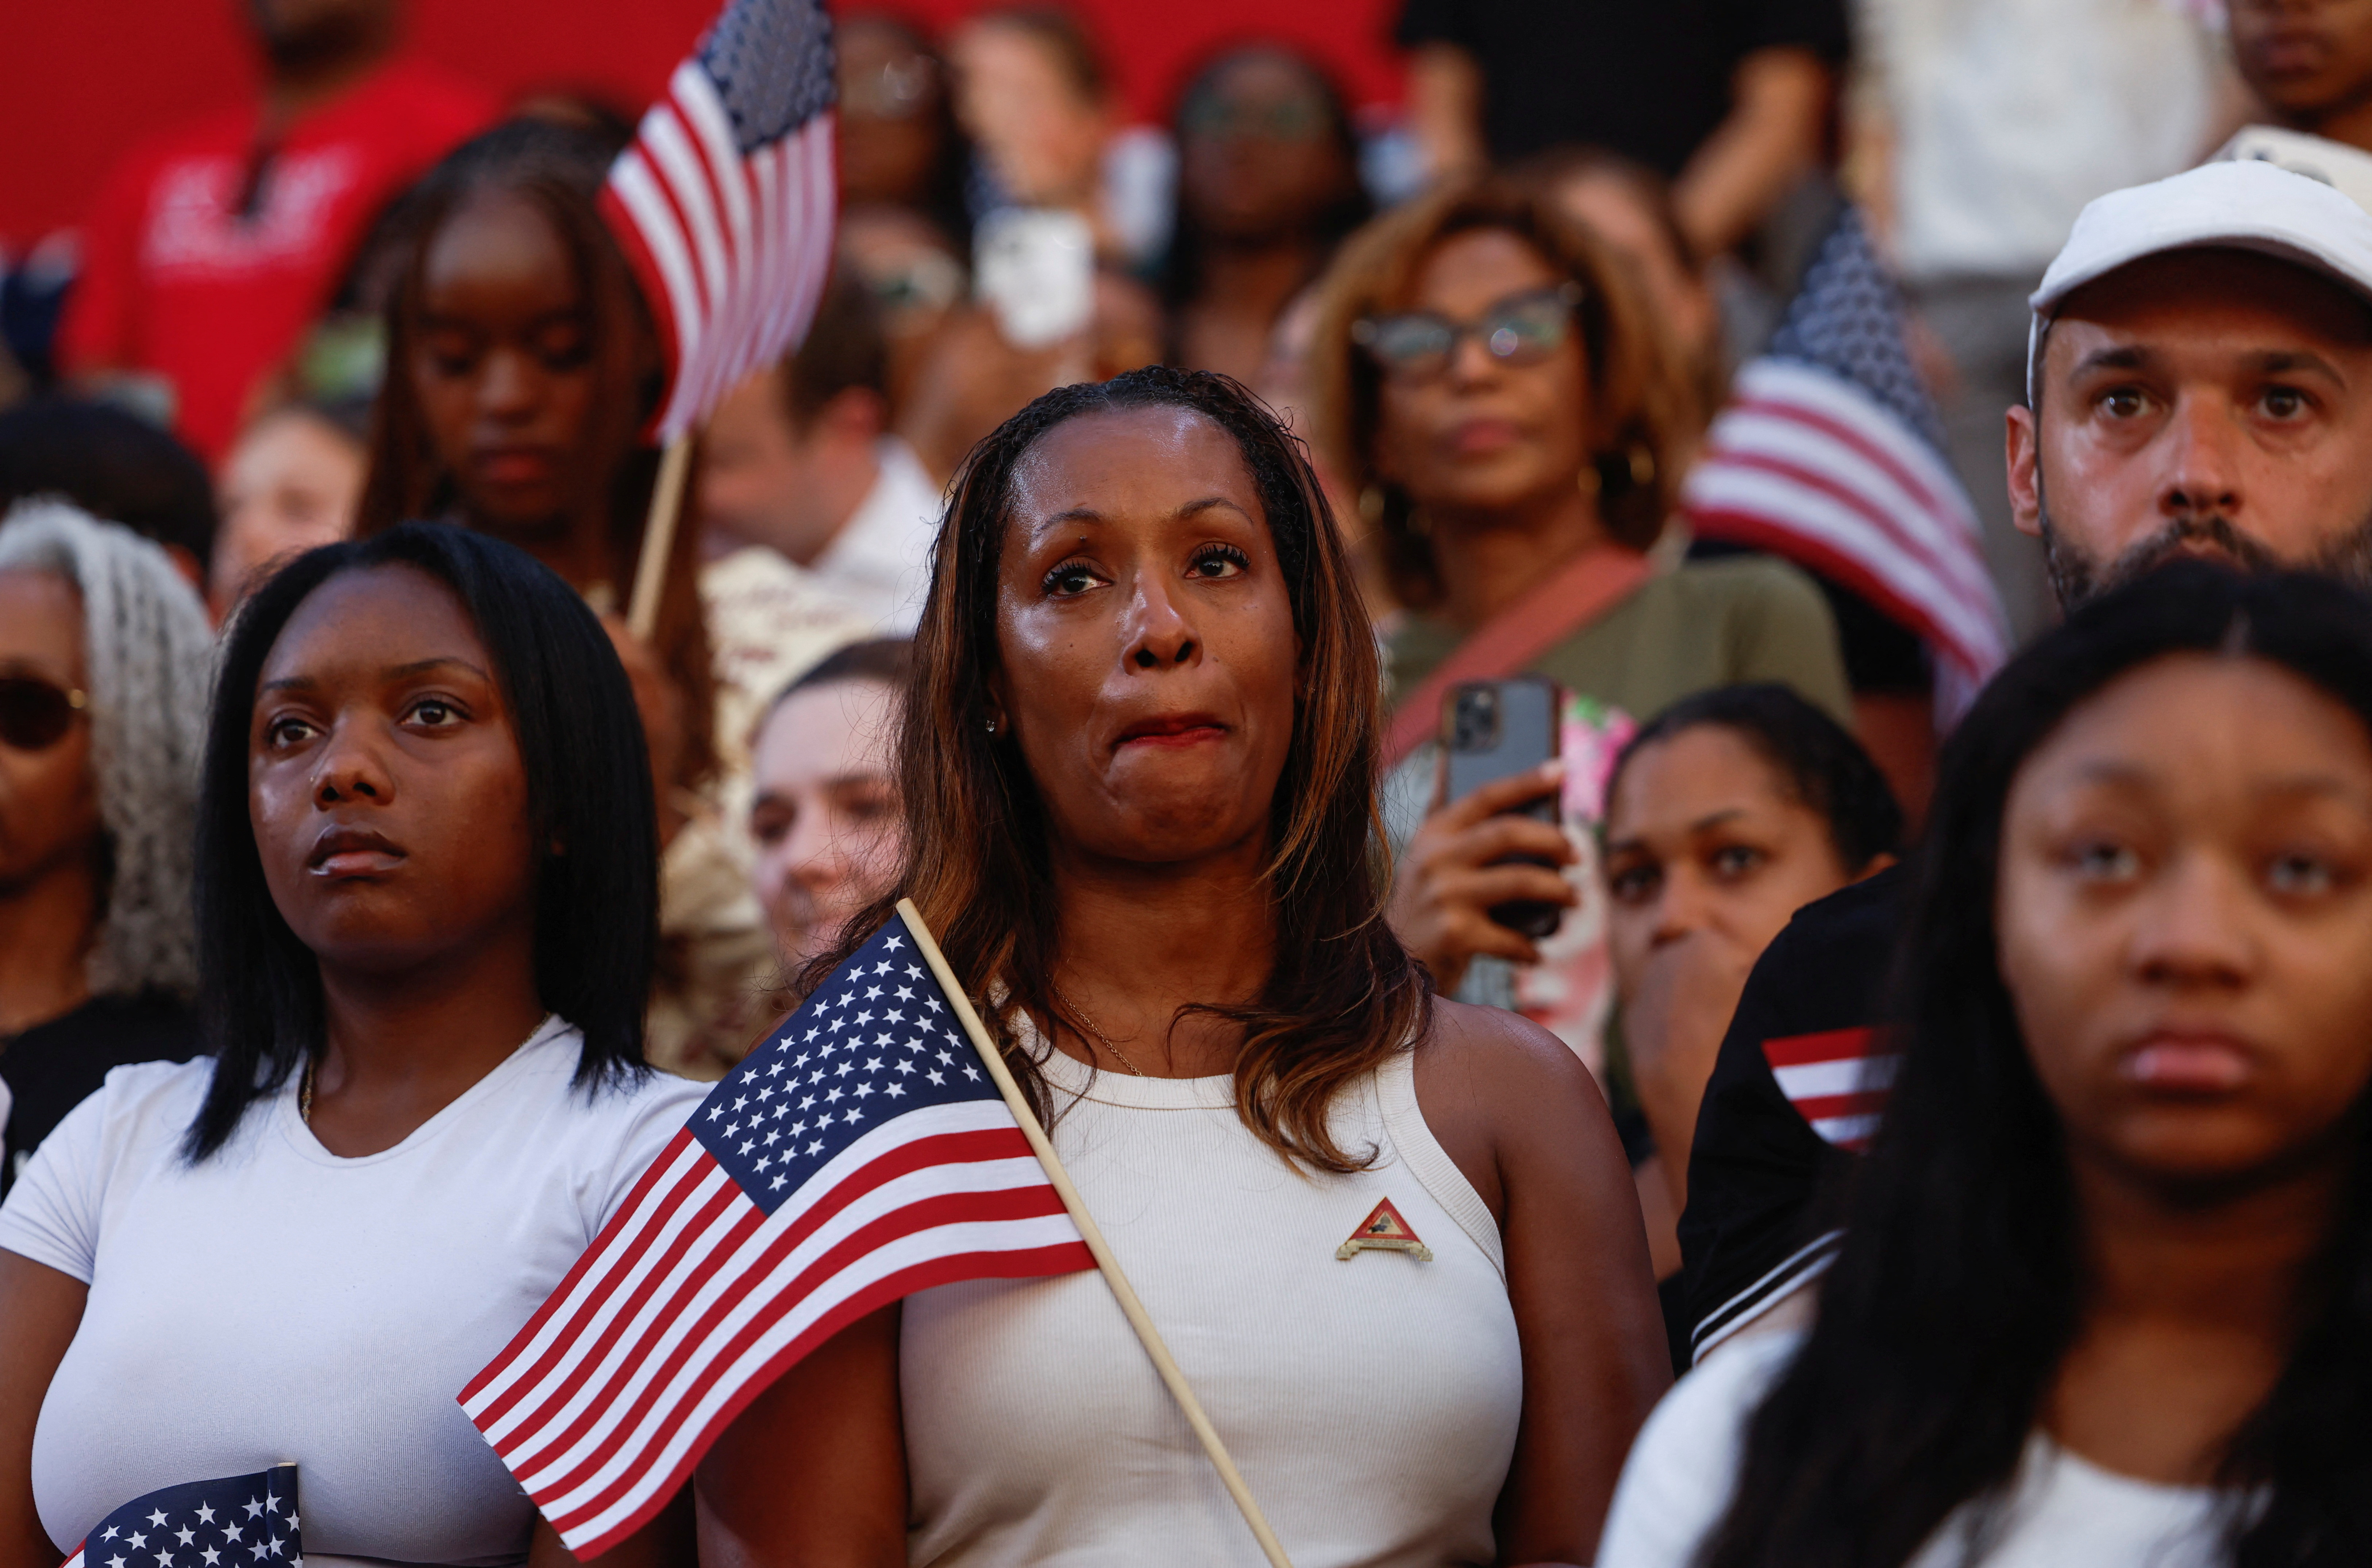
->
[1051, 980, 1148, 1078]
[299, 1058, 316, 1125]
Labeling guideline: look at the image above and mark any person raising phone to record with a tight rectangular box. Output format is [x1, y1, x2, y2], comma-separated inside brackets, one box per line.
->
[1306, 177, 1849, 1062]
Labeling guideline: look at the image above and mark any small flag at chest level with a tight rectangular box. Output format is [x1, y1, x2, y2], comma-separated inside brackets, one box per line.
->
[62, 1464, 300, 1568]
[601, 0, 840, 442]
[461, 911, 1096, 1558]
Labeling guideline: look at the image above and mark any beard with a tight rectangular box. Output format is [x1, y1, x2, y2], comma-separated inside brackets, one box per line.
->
[2040, 504, 2372, 607]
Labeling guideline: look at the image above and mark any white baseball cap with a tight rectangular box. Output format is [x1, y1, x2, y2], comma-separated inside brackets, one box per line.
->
[2026, 158, 2372, 405]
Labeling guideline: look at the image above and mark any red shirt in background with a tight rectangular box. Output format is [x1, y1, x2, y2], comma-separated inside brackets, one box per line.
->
[58, 57, 495, 464]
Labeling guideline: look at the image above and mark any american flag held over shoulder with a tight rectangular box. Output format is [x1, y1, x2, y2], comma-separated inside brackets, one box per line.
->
[62, 1465, 301, 1568]
[460, 910, 1096, 1557]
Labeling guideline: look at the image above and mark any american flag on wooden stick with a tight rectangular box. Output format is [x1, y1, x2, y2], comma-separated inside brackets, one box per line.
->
[1683, 207, 2010, 721]
[600, 0, 839, 442]
[460, 912, 1094, 1557]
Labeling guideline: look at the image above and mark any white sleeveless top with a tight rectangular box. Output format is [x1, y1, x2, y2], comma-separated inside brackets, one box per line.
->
[901, 1043, 1524, 1568]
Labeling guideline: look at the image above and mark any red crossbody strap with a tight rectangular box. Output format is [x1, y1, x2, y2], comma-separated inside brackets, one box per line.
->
[1382, 546, 1655, 769]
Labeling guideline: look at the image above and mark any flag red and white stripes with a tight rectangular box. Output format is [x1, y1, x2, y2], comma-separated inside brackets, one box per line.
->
[1761, 1024, 1901, 1151]
[1687, 358, 2010, 721]
[462, 914, 1094, 1558]
[598, 3, 838, 442]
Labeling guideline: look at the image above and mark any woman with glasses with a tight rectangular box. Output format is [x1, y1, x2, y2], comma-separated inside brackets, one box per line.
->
[1162, 45, 1371, 386]
[1308, 179, 1850, 1067]
[0, 503, 211, 1185]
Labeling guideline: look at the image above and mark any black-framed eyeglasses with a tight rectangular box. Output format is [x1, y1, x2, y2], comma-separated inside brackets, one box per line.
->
[0, 674, 89, 753]
[1352, 282, 1584, 382]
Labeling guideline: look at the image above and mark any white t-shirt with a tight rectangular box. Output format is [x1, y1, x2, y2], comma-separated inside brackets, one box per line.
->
[1599, 1331, 2228, 1568]
[0, 1017, 705, 1567]
[811, 436, 944, 637]
[1863, 0, 2222, 281]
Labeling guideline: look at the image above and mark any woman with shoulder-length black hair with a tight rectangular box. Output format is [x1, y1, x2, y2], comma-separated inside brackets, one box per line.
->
[0, 522, 704, 1568]
[1599, 560, 2372, 1568]
[696, 366, 1671, 1568]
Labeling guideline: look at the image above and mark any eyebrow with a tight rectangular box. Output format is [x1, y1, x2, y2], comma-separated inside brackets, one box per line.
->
[1605, 806, 1752, 855]
[258, 656, 491, 696]
[2065, 344, 2347, 383]
[1038, 496, 1256, 529]
[2066, 759, 2369, 803]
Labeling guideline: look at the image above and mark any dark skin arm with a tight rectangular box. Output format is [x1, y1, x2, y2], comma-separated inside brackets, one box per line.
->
[693, 1304, 907, 1567]
[0, 1251, 88, 1568]
[1413, 999, 1673, 1566]
[528, 1486, 697, 1568]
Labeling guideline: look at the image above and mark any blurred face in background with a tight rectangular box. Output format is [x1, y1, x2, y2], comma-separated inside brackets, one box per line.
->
[246, 0, 393, 71]
[749, 677, 904, 970]
[212, 407, 365, 618]
[1177, 50, 1352, 246]
[1603, 724, 1858, 1008]
[950, 18, 1107, 209]
[1368, 228, 1596, 526]
[2230, 0, 2372, 127]
[0, 571, 98, 902]
[839, 206, 967, 415]
[409, 190, 602, 545]
[838, 16, 954, 211]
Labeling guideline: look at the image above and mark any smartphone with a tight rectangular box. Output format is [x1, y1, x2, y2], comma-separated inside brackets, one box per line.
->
[973, 207, 1094, 349]
[1444, 677, 1564, 941]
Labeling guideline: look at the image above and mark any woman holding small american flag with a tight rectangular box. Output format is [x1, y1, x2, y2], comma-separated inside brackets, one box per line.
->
[694, 366, 1672, 1567]
[0, 526, 704, 1568]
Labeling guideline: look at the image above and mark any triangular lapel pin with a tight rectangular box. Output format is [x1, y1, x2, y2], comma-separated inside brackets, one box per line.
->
[1335, 1197, 1435, 1262]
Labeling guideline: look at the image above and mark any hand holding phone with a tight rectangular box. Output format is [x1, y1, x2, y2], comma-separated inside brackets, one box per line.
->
[1386, 679, 1578, 992]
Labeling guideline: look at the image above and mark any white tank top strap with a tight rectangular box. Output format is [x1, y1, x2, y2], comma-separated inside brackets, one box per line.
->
[1371, 1049, 1505, 1278]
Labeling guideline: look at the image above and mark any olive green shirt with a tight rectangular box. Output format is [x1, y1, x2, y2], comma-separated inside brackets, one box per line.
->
[1383, 553, 1853, 1023]
[1384, 553, 1853, 729]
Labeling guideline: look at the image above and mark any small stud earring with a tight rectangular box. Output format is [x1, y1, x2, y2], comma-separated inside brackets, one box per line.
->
[985, 715, 1000, 735]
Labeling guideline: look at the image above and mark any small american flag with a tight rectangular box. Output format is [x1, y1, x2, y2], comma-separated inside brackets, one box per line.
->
[600, 0, 839, 441]
[1761, 1026, 1901, 1151]
[62, 1465, 300, 1568]
[461, 911, 1094, 1557]
[1683, 206, 2010, 722]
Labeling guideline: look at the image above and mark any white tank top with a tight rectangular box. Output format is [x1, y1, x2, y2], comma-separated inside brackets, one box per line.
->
[901, 1040, 1524, 1568]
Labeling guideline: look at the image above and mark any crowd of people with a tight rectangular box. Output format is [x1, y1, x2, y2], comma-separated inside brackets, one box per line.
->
[7, 0, 2372, 1563]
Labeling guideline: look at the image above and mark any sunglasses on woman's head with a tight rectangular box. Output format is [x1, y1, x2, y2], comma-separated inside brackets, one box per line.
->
[1352, 282, 1584, 382]
[0, 674, 89, 752]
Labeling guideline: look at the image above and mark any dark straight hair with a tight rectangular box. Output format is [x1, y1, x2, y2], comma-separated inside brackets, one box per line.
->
[1701, 561, 2372, 1568]
[187, 522, 657, 1159]
[806, 364, 1431, 1172]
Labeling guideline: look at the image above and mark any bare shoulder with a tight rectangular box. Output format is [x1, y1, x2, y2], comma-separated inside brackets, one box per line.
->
[1411, 999, 1619, 1224]
[1418, 996, 1610, 1111]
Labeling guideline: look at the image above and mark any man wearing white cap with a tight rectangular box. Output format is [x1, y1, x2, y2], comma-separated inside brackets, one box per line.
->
[1672, 157, 2372, 1368]
[2006, 158, 2372, 603]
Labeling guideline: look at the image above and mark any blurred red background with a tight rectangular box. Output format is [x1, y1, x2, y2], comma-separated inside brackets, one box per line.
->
[0, 0, 1406, 248]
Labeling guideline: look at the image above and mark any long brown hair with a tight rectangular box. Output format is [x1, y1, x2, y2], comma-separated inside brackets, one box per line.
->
[1306, 174, 1695, 611]
[806, 365, 1430, 1171]
[357, 118, 716, 787]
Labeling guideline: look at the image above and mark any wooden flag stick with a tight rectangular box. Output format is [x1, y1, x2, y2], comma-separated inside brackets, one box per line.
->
[896, 897, 1297, 1568]
[626, 431, 695, 642]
